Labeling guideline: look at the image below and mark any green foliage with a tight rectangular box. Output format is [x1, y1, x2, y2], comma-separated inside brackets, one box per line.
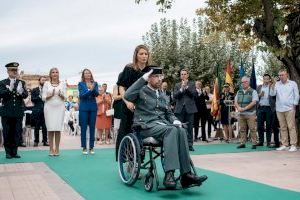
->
[143, 17, 254, 88]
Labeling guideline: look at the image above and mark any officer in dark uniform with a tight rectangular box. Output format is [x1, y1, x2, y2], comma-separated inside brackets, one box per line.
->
[0, 62, 28, 159]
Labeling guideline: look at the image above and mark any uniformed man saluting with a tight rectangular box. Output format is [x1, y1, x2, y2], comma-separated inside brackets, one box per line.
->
[0, 62, 28, 159]
[124, 66, 207, 189]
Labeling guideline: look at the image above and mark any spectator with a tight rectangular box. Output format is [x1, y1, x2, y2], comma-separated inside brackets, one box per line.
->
[78, 68, 99, 154]
[96, 84, 112, 144]
[31, 76, 49, 147]
[174, 69, 198, 151]
[270, 69, 299, 152]
[193, 80, 208, 142]
[220, 83, 235, 142]
[161, 81, 173, 107]
[20, 88, 34, 147]
[234, 76, 258, 149]
[42, 68, 66, 156]
[204, 85, 213, 139]
[112, 77, 123, 142]
[256, 73, 279, 147]
[0, 99, 3, 147]
[65, 95, 75, 111]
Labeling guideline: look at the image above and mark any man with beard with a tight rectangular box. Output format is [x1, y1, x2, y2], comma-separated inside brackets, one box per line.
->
[32, 76, 49, 147]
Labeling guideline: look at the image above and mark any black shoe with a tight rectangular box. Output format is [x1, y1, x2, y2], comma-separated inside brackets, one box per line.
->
[12, 154, 21, 158]
[251, 145, 256, 149]
[34, 142, 38, 147]
[163, 171, 176, 189]
[194, 138, 198, 142]
[43, 142, 49, 146]
[267, 144, 279, 148]
[256, 142, 263, 146]
[6, 154, 12, 159]
[237, 144, 246, 149]
[181, 172, 207, 188]
[189, 146, 195, 151]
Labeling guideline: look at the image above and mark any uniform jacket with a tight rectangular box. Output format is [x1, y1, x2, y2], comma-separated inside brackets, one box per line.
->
[78, 81, 99, 111]
[124, 78, 177, 129]
[173, 80, 198, 114]
[0, 78, 28, 118]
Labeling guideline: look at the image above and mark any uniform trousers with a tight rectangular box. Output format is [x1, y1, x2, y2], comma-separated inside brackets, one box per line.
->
[140, 124, 191, 174]
[2, 117, 22, 156]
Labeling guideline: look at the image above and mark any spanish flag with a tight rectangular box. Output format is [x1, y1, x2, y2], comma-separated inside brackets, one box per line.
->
[211, 77, 220, 118]
[225, 60, 234, 91]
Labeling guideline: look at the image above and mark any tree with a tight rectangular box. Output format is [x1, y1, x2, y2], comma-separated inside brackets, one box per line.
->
[137, 0, 300, 87]
[143, 17, 254, 87]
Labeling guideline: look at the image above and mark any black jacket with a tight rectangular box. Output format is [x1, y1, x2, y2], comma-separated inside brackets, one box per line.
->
[31, 86, 44, 112]
[0, 78, 28, 118]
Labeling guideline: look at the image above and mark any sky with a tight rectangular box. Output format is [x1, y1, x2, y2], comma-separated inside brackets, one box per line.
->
[0, 0, 206, 90]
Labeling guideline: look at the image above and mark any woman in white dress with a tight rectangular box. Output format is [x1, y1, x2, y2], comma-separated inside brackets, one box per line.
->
[42, 68, 66, 156]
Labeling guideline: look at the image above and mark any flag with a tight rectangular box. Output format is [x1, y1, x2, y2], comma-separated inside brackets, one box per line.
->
[250, 62, 257, 89]
[211, 77, 220, 118]
[211, 64, 221, 118]
[239, 59, 245, 89]
[225, 60, 234, 91]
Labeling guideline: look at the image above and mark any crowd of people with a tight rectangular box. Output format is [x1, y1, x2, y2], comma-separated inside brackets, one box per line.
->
[0, 44, 299, 188]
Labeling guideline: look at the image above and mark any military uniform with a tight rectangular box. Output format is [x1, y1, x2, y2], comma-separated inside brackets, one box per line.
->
[0, 62, 28, 158]
[124, 77, 191, 174]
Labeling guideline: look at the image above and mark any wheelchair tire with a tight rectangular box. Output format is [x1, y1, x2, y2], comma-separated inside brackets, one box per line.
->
[144, 172, 154, 192]
[118, 133, 141, 186]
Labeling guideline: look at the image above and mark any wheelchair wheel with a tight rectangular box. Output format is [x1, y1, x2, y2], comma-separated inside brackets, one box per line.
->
[118, 133, 141, 186]
[144, 172, 154, 192]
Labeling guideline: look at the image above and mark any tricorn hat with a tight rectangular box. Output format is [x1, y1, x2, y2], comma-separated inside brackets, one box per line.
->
[5, 62, 19, 69]
[145, 65, 163, 75]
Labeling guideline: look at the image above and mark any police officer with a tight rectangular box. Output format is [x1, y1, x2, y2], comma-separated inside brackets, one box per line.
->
[124, 66, 207, 189]
[0, 62, 28, 159]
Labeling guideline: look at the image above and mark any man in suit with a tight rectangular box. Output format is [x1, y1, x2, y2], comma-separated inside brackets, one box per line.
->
[173, 69, 198, 151]
[124, 66, 207, 189]
[0, 62, 28, 159]
[31, 76, 48, 147]
[194, 80, 209, 142]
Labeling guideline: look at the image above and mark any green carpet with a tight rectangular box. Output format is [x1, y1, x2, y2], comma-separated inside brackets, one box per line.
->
[0, 147, 299, 200]
[191, 143, 274, 155]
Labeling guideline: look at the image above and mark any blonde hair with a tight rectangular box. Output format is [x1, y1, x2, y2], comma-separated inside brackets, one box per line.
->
[49, 67, 59, 83]
[132, 44, 150, 70]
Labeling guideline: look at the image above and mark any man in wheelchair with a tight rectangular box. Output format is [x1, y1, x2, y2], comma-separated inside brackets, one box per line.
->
[124, 66, 208, 189]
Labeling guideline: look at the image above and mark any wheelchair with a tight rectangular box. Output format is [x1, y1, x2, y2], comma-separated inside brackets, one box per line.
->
[117, 125, 200, 192]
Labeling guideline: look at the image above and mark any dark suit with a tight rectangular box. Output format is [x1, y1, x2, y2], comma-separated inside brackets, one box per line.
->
[0, 78, 28, 157]
[31, 86, 48, 144]
[194, 89, 209, 141]
[173, 80, 197, 147]
[256, 84, 279, 146]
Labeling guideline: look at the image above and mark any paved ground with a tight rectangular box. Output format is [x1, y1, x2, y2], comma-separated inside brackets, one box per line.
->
[0, 162, 83, 200]
[0, 131, 299, 199]
[192, 150, 300, 192]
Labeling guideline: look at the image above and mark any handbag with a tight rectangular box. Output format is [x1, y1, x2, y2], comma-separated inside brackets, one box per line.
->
[106, 108, 114, 116]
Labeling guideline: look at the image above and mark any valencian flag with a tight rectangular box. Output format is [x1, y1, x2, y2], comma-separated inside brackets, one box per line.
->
[250, 62, 257, 89]
[225, 60, 234, 91]
[211, 64, 221, 118]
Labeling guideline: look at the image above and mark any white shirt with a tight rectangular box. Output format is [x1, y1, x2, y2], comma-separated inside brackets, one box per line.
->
[259, 84, 270, 106]
[270, 80, 299, 112]
[206, 93, 213, 109]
